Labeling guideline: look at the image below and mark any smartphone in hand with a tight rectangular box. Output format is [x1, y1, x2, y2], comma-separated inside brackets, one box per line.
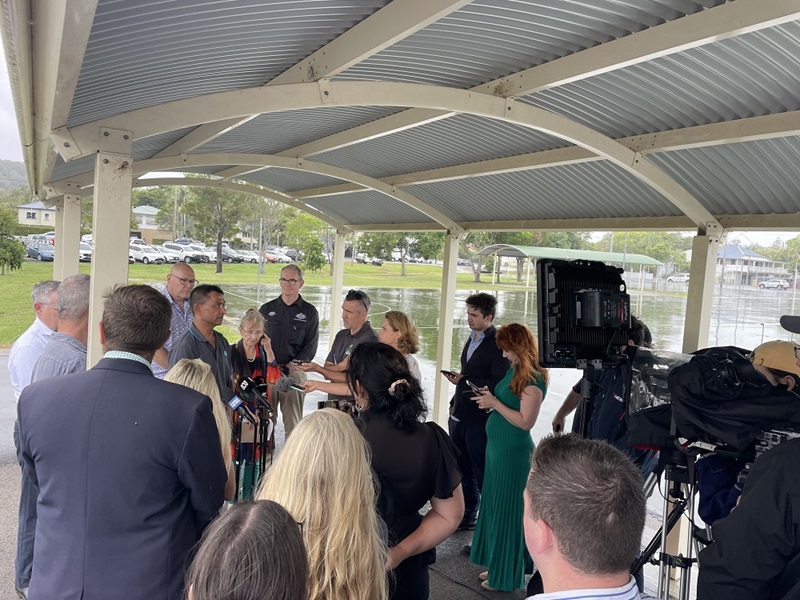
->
[465, 379, 481, 394]
[440, 370, 456, 378]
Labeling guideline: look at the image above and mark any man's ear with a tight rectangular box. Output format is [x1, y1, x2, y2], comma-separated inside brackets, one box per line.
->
[529, 518, 554, 554]
[99, 322, 106, 345]
[781, 375, 797, 391]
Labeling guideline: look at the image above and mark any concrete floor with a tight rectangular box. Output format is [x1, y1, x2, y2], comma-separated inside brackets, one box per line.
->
[0, 350, 690, 600]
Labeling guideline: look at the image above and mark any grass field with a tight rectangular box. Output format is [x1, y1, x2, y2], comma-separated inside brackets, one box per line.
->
[0, 259, 536, 346]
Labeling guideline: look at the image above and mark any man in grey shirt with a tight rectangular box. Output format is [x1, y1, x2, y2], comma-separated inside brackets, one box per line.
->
[31, 274, 91, 382]
[19, 274, 90, 600]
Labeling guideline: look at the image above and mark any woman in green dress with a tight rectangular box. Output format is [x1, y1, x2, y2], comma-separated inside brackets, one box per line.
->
[469, 322, 548, 591]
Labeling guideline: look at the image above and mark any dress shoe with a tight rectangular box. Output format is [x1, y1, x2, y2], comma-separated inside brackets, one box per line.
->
[478, 571, 489, 581]
[481, 580, 498, 591]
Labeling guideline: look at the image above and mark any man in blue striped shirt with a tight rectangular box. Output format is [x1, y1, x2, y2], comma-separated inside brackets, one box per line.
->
[523, 434, 650, 600]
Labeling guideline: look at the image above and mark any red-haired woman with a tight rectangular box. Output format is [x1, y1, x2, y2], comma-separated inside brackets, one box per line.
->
[469, 322, 548, 591]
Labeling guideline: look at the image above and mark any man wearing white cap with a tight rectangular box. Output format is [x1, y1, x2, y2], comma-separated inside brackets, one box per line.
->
[698, 337, 800, 600]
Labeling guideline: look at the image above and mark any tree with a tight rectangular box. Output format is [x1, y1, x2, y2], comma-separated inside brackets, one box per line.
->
[0, 206, 25, 274]
[302, 236, 326, 273]
[412, 232, 444, 262]
[182, 187, 250, 273]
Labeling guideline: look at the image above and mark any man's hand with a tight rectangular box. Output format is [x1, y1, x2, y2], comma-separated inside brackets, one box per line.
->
[293, 362, 320, 373]
[442, 370, 462, 385]
[552, 414, 566, 433]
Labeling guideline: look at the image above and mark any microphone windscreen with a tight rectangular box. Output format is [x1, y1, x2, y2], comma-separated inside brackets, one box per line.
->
[275, 376, 294, 394]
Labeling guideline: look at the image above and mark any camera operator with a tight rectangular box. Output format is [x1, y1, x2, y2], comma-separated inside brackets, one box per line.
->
[551, 316, 657, 476]
[697, 340, 800, 600]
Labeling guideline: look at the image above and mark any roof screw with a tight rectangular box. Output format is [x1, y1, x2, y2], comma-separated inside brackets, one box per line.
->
[123, 134, 130, 140]
[324, 90, 329, 96]
[103, 131, 109, 137]
[63, 142, 70, 148]
[103, 159, 109, 164]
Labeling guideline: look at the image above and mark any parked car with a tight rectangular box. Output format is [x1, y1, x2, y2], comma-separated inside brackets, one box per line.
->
[263, 250, 281, 263]
[156, 245, 181, 263]
[667, 273, 690, 283]
[81, 234, 93, 243]
[187, 244, 211, 263]
[79, 242, 93, 262]
[759, 278, 790, 290]
[200, 246, 217, 263]
[162, 242, 201, 263]
[27, 241, 55, 261]
[174, 238, 194, 245]
[371, 257, 384, 266]
[457, 258, 471, 267]
[130, 238, 147, 246]
[129, 244, 166, 264]
[220, 246, 243, 263]
[238, 250, 259, 263]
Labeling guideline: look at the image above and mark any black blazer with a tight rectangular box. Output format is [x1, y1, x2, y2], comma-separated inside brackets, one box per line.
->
[450, 326, 510, 424]
[18, 358, 227, 600]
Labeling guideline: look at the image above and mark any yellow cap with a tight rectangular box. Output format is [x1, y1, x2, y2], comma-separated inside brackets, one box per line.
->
[750, 340, 800, 377]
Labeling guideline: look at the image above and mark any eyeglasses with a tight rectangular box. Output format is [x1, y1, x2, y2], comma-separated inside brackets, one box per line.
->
[241, 329, 263, 337]
[795, 346, 800, 360]
[206, 301, 227, 309]
[279, 277, 300, 285]
[170, 275, 198, 286]
[346, 290, 368, 312]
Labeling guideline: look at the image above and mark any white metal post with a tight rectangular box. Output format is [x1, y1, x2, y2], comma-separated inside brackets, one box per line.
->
[87, 128, 133, 366]
[57, 182, 82, 279]
[51, 197, 65, 278]
[682, 227, 723, 353]
[329, 230, 347, 342]
[433, 231, 461, 426]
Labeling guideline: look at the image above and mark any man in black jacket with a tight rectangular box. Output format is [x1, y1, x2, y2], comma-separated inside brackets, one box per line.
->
[444, 293, 509, 530]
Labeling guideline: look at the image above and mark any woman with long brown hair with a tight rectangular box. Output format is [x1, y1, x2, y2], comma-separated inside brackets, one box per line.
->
[468, 322, 548, 591]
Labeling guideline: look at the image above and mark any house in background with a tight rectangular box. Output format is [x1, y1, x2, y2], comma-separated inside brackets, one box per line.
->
[17, 201, 56, 227]
[717, 243, 788, 286]
[132, 205, 172, 244]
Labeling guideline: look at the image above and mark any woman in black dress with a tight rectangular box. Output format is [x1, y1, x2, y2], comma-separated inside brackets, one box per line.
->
[348, 342, 464, 600]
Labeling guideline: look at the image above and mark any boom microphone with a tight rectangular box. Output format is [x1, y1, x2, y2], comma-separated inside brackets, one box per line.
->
[237, 376, 274, 416]
[227, 396, 257, 425]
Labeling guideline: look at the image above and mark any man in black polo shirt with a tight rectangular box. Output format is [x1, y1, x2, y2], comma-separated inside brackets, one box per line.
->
[300, 289, 378, 413]
[259, 264, 319, 438]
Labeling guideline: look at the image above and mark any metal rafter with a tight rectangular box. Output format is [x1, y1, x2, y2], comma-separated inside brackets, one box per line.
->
[277, 0, 798, 159]
[57, 80, 719, 230]
[153, 0, 472, 159]
[292, 110, 800, 198]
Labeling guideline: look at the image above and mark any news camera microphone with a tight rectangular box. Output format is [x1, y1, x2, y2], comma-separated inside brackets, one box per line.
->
[275, 375, 294, 394]
[237, 375, 274, 415]
[227, 395, 257, 425]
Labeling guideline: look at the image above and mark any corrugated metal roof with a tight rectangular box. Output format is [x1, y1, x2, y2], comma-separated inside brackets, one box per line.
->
[67, 0, 389, 126]
[50, 155, 97, 182]
[649, 136, 800, 216]
[525, 22, 800, 138]
[406, 160, 680, 222]
[304, 189, 434, 225]
[312, 113, 569, 178]
[240, 167, 345, 193]
[192, 107, 401, 156]
[337, 0, 725, 88]
[477, 243, 663, 266]
[133, 128, 197, 160]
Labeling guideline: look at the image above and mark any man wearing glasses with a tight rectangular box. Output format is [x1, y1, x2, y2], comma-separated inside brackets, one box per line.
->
[301, 289, 378, 412]
[151, 263, 197, 378]
[258, 264, 319, 437]
[170, 284, 236, 402]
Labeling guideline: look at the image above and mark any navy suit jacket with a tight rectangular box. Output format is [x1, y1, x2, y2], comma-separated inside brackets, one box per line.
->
[18, 358, 227, 600]
[450, 326, 510, 425]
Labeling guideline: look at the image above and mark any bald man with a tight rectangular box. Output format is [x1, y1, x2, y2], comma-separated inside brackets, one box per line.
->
[152, 263, 197, 378]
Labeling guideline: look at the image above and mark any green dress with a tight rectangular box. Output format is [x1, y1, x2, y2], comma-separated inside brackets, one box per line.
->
[470, 368, 547, 591]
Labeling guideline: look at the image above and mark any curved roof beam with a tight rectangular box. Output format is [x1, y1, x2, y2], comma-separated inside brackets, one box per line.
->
[153, 0, 472, 158]
[57, 81, 719, 230]
[293, 110, 800, 198]
[278, 0, 799, 159]
[48, 152, 463, 232]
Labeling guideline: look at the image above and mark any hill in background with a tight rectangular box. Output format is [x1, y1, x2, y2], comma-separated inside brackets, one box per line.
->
[0, 159, 27, 191]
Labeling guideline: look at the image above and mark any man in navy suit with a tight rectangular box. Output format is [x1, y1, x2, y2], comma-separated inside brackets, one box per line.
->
[444, 293, 509, 531]
[18, 284, 227, 600]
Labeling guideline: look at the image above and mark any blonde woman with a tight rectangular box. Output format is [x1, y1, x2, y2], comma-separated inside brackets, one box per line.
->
[166, 359, 235, 501]
[257, 409, 388, 600]
[303, 310, 422, 396]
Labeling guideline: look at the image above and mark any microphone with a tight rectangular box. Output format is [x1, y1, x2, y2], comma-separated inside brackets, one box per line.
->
[237, 376, 274, 416]
[275, 376, 294, 394]
[227, 395, 257, 425]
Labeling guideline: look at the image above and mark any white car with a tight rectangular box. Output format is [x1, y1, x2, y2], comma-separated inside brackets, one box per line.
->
[129, 244, 166, 264]
[238, 250, 259, 263]
[667, 273, 690, 283]
[79, 242, 93, 262]
[759, 279, 790, 290]
[164, 242, 203, 263]
[156, 245, 181, 263]
[187, 244, 212, 263]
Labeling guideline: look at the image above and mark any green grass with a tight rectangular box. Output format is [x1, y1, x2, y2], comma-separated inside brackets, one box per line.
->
[0, 260, 539, 347]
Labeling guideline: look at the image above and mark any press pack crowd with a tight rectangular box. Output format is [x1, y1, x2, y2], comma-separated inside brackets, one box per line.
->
[9, 262, 800, 600]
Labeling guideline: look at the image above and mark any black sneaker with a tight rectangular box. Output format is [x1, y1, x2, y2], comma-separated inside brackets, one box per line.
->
[457, 518, 476, 531]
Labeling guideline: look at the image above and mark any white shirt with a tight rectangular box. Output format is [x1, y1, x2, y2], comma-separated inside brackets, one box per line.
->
[528, 576, 646, 600]
[9, 318, 54, 402]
